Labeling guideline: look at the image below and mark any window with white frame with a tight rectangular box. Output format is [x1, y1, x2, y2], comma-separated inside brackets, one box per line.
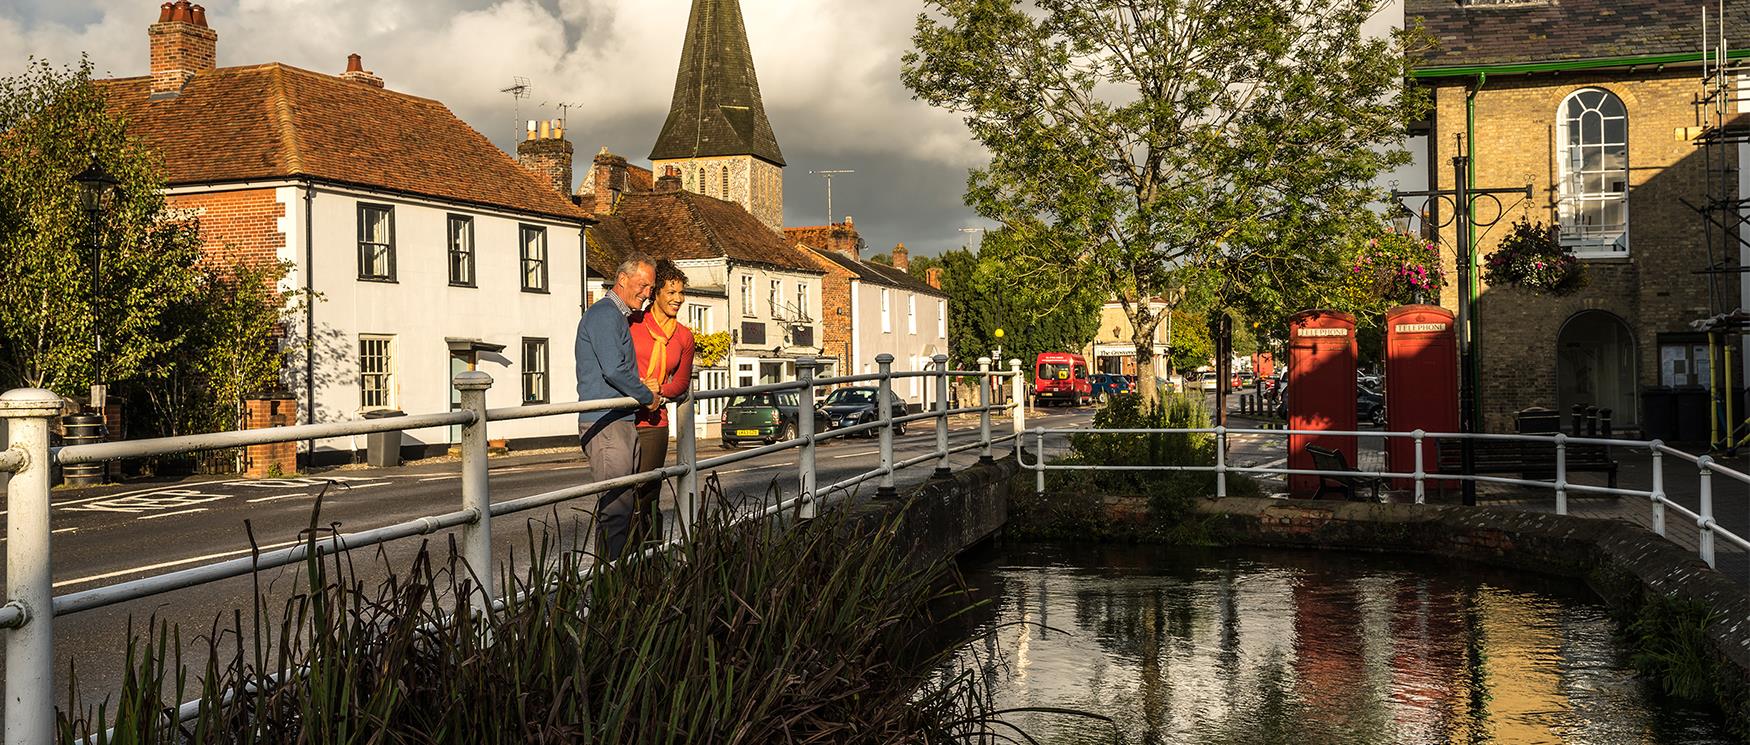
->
[740, 274, 755, 316]
[447, 214, 474, 286]
[769, 279, 783, 316]
[907, 294, 917, 335]
[357, 203, 394, 280]
[359, 335, 394, 410]
[937, 299, 946, 338]
[520, 225, 548, 292]
[796, 283, 810, 321]
[1557, 88, 1629, 256]
[687, 303, 712, 332]
[522, 338, 549, 404]
[908, 354, 919, 398]
[880, 288, 892, 333]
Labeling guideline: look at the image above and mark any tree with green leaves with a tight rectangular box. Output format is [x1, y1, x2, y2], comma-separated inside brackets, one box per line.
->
[903, 0, 1431, 406]
[0, 58, 204, 396]
[932, 229, 1102, 376]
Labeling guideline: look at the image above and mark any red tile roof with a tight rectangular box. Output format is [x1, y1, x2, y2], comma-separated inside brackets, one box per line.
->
[100, 63, 590, 223]
[587, 187, 822, 277]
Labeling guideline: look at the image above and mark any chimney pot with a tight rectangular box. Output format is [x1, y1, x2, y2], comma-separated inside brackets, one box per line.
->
[149, 0, 218, 98]
[190, 4, 207, 26]
[173, 0, 193, 23]
[158, 3, 174, 22]
[346, 53, 363, 73]
[844, 215, 854, 228]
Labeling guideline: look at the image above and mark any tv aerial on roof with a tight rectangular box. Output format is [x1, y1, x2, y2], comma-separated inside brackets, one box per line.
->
[501, 76, 531, 143]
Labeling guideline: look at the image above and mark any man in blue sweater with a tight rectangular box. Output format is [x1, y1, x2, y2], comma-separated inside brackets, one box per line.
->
[577, 252, 658, 561]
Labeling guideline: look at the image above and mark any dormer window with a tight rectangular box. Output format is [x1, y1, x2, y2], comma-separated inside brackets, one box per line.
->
[1557, 88, 1629, 257]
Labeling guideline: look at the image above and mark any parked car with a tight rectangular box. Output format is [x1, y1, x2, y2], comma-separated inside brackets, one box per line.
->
[721, 392, 832, 448]
[1034, 352, 1093, 406]
[1272, 384, 1387, 427]
[1089, 373, 1132, 401]
[820, 386, 909, 437]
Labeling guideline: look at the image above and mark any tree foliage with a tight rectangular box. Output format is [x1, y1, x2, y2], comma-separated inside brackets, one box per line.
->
[931, 230, 1102, 377]
[903, 0, 1432, 405]
[693, 331, 733, 369]
[0, 58, 205, 394]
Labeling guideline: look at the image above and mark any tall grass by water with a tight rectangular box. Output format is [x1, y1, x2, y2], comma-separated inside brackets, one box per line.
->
[56, 479, 1029, 744]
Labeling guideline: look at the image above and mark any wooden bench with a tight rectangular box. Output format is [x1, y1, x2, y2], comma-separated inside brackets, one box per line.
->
[1305, 445, 1384, 502]
[1436, 438, 1618, 490]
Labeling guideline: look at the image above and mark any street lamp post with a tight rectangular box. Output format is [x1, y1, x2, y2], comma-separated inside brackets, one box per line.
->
[72, 155, 120, 417]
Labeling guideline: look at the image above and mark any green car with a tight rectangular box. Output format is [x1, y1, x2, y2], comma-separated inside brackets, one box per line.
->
[720, 392, 832, 449]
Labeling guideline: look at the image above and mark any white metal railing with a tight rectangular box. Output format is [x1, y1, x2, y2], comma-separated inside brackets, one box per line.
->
[1020, 426, 1750, 581]
[0, 353, 1029, 745]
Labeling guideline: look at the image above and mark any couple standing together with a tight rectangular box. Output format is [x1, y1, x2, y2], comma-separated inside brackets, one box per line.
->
[575, 252, 696, 562]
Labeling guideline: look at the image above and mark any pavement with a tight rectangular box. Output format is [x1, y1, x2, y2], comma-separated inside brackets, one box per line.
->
[4, 406, 1096, 711]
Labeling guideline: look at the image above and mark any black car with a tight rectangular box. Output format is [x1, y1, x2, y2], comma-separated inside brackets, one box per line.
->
[720, 392, 833, 448]
[1273, 384, 1386, 427]
[821, 387, 909, 437]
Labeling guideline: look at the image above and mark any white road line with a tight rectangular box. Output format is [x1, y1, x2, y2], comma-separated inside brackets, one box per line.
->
[52, 527, 79, 535]
[48, 480, 247, 509]
[246, 493, 310, 504]
[345, 482, 391, 490]
[53, 538, 305, 589]
[418, 475, 454, 482]
[832, 450, 880, 459]
[137, 508, 208, 521]
[719, 462, 795, 475]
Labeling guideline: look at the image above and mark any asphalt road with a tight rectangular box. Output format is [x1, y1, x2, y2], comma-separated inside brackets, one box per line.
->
[5, 406, 1095, 714]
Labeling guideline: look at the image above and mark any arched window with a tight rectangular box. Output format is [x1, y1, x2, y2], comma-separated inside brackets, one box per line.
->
[721, 166, 731, 199]
[698, 167, 707, 195]
[1557, 88, 1628, 256]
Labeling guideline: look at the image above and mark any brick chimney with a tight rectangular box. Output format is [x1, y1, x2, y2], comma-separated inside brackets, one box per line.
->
[583, 148, 631, 214]
[655, 166, 683, 193]
[341, 53, 384, 88]
[891, 243, 910, 272]
[925, 267, 943, 289]
[516, 119, 574, 197]
[148, 1, 217, 98]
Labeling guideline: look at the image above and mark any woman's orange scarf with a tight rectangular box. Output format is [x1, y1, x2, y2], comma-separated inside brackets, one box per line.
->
[643, 313, 678, 391]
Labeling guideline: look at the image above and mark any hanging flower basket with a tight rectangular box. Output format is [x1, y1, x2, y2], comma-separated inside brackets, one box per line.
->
[1349, 230, 1446, 305]
[1483, 220, 1588, 296]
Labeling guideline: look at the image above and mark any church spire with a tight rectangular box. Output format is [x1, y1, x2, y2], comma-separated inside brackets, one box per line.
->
[650, 0, 784, 166]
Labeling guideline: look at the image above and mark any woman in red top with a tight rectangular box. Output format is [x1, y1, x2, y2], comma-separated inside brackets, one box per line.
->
[630, 259, 696, 546]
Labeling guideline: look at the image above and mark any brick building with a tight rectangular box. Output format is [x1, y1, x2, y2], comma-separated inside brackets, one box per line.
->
[1410, 0, 1747, 433]
[102, 1, 595, 462]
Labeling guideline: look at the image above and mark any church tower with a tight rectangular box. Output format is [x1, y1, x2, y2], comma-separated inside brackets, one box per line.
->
[650, 0, 785, 232]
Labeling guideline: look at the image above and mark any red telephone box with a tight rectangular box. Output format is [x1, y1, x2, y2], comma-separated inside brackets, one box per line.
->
[1384, 305, 1459, 489]
[1287, 310, 1357, 498]
[1252, 352, 1275, 379]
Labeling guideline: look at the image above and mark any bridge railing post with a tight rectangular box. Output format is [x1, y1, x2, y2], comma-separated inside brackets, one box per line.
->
[977, 357, 993, 463]
[933, 354, 950, 478]
[1010, 358, 1025, 440]
[1034, 426, 1045, 498]
[876, 354, 897, 499]
[454, 371, 494, 601]
[1214, 425, 1228, 498]
[1699, 455, 1717, 568]
[797, 357, 818, 520]
[1650, 442, 1665, 537]
[675, 377, 698, 538]
[1553, 433, 1568, 516]
[1412, 429, 1426, 504]
[1, 388, 64, 745]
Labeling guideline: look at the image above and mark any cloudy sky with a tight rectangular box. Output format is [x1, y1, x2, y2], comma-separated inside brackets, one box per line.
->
[4, 1, 1419, 257]
[3, 0, 1002, 256]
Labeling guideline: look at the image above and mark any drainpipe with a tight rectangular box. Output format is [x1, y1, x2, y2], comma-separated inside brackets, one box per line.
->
[302, 182, 316, 462]
[1465, 73, 1486, 434]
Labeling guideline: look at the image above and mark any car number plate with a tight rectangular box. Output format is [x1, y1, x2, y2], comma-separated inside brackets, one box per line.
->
[736, 429, 760, 437]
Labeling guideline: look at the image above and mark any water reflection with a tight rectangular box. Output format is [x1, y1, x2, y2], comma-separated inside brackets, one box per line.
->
[938, 544, 1728, 744]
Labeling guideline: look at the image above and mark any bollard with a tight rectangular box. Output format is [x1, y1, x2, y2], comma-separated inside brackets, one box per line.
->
[1035, 427, 1046, 497]
[1698, 456, 1716, 569]
[797, 358, 818, 520]
[2, 388, 64, 745]
[1010, 359, 1025, 438]
[1215, 425, 1228, 498]
[454, 371, 494, 601]
[1412, 429, 1426, 504]
[675, 378, 698, 537]
[876, 354, 897, 499]
[978, 357, 994, 463]
[1650, 442, 1666, 536]
[1599, 408, 1613, 439]
[1553, 433, 1568, 516]
[933, 354, 951, 479]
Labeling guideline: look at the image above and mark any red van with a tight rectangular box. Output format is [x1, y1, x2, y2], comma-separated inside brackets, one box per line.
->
[1034, 352, 1092, 407]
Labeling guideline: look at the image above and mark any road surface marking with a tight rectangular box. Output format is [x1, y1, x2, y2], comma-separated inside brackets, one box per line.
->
[53, 538, 305, 589]
[52, 527, 78, 535]
[138, 508, 208, 521]
[719, 462, 795, 474]
[833, 450, 880, 459]
[347, 482, 391, 490]
[246, 493, 311, 504]
[418, 475, 454, 482]
[65, 490, 233, 514]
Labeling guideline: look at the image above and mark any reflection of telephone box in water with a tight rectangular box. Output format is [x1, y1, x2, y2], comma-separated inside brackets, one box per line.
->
[1288, 310, 1357, 498]
[1385, 306, 1459, 490]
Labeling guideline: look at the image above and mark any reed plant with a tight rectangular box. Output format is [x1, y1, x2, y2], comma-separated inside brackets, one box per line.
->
[57, 478, 1031, 744]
